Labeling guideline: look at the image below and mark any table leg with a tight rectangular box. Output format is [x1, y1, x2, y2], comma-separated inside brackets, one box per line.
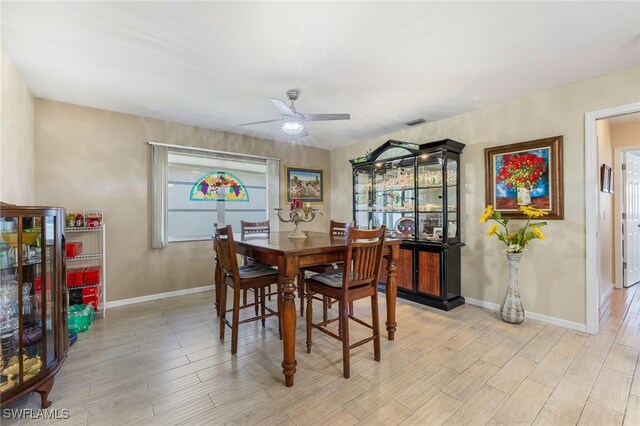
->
[385, 248, 398, 341]
[279, 258, 298, 387]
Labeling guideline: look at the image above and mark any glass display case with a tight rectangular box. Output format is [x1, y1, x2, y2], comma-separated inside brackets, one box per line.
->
[0, 203, 67, 408]
[350, 139, 465, 310]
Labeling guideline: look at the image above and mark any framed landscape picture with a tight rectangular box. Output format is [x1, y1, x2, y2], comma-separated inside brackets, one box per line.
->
[285, 166, 324, 203]
[485, 135, 564, 219]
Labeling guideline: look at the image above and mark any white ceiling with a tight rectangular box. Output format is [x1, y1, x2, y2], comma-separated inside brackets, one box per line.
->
[3, 1, 640, 149]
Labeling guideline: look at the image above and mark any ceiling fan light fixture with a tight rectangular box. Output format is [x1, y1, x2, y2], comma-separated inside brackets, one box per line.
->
[237, 89, 350, 142]
[281, 118, 305, 135]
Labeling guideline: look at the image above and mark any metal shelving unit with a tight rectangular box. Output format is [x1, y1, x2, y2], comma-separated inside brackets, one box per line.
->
[65, 224, 106, 317]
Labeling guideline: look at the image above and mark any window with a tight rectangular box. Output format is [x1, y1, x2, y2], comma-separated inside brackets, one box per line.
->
[150, 143, 280, 247]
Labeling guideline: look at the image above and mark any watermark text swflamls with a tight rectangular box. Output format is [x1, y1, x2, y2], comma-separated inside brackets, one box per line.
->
[2, 408, 70, 420]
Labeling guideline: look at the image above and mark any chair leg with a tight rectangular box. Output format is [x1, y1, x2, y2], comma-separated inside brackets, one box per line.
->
[243, 289, 248, 307]
[338, 301, 342, 338]
[372, 292, 381, 362]
[267, 284, 272, 301]
[219, 281, 228, 340]
[340, 300, 350, 379]
[306, 285, 313, 354]
[231, 287, 241, 355]
[322, 296, 329, 322]
[254, 288, 259, 316]
[349, 301, 354, 316]
[298, 270, 305, 317]
[260, 286, 266, 328]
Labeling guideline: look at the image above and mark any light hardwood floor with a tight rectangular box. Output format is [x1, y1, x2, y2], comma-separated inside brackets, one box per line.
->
[4, 284, 640, 425]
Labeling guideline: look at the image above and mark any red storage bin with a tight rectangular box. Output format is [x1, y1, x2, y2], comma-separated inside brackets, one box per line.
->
[67, 268, 85, 288]
[83, 267, 101, 285]
[82, 286, 98, 297]
[66, 242, 82, 258]
[83, 294, 99, 310]
[34, 275, 52, 292]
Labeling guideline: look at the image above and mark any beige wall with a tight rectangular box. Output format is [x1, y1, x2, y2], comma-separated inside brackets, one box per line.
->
[611, 121, 640, 149]
[596, 119, 613, 303]
[330, 66, 640, 326]
[1, 49, 35, 205]
[34, 99, 331, 302]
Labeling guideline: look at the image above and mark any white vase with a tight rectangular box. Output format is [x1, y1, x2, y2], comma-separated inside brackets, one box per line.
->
[517, 187, 531, 205]
[499, 252, 525, 324]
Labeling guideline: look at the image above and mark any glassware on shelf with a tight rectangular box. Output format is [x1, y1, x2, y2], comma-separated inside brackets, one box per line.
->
[0, 243, 10, 269]
[418, 169, 442, 187]
[0, 275, 18, 332]
[1, 327, 19, 385]
[446, 170, 457, 185]
[22, 282, 32, 316]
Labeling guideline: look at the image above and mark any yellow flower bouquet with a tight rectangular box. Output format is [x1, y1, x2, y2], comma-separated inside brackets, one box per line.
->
[479, 205, 548, 253]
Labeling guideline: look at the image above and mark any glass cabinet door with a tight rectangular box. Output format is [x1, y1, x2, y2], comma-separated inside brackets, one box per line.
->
[22, 217, 44, 383]
[0, 215, 20, 394]
[353, 166, 373, 229]
[417, 153, 445, 242]
[0, 215, 46, 394]
[44, 216, 57, 368]
[445, 155, 460, 243]
[372, 157, 415, 240]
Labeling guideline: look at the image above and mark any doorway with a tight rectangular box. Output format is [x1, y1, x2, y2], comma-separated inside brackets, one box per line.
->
[585, 102, 640, 334]
[618, 148, 640, 288]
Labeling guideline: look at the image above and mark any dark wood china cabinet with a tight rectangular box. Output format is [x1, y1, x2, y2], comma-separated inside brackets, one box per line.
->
[0, 202, 68, 408]
[350, 139, 465, 310]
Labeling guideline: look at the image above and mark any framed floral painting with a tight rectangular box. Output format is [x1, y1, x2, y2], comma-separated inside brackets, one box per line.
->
[485, 136, 564, 219]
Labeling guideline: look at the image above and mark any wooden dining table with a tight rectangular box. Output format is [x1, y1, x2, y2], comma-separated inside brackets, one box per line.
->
[213, 231, 401, 387]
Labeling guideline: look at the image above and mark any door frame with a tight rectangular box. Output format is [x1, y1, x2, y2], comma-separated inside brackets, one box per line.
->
[585, 102, 640, 334]
[614, 146, 640, 289]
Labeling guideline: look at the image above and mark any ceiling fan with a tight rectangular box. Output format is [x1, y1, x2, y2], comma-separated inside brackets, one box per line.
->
[238, 89, 350, 139]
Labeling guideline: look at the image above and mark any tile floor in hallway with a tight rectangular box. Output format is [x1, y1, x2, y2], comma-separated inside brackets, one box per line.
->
[4, 284, 640, 425]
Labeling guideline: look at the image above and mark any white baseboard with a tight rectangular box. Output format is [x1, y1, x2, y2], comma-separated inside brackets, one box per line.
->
[104, 288, 588, 333]
[105, 285, 214, 309]
[465, 297, 588, 333]
[601, 285, 614, 304]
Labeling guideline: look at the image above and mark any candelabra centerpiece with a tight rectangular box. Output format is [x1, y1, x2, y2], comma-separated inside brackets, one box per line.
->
[274, 199, 322, 239]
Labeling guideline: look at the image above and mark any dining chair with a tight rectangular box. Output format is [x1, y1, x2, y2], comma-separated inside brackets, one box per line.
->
[297, 220, 352, 318]
[240, 220, 272, 312]
[214, 224, 280, 355]
[241, 220, 270, 239]
[304, 225, 386, 378]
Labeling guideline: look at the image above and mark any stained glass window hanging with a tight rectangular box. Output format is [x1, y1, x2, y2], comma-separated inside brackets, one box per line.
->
[189, 171, 249, 202]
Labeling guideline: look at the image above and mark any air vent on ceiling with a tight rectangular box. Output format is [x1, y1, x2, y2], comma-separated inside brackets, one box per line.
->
[405, 118, 426, 126]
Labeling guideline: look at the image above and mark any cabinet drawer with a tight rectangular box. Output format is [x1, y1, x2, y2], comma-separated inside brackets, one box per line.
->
[418, 251, 440, 296]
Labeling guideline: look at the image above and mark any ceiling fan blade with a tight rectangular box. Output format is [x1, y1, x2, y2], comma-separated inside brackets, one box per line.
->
[304, 113, 351, 121]
[270, 98, 295, 115]
[237, 118, 281, 127]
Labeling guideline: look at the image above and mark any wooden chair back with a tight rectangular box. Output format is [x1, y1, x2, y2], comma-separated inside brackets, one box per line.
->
[241, 220, 270, 239]
[330, 220, 352, 236]
[341, 225, 387, 291]
[214, 224, 240, 281]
